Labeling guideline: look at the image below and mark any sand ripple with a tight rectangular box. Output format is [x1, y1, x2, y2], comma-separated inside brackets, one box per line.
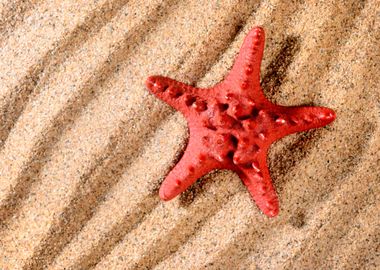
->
[0, 0, 378, 269]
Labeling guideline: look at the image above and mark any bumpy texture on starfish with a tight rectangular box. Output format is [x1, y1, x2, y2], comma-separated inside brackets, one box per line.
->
[145, 26, 336, 217]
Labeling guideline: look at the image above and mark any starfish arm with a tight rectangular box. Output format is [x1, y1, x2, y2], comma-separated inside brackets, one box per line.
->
[159, 137, 217, 201]
[274, 106, 336, 139]
[146, 75, 211, 116]
[236, 152, 279, 217]
[224, 26, 265, 95]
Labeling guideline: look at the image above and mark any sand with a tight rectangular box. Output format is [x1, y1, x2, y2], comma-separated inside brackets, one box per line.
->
[0, 0, 379, 269]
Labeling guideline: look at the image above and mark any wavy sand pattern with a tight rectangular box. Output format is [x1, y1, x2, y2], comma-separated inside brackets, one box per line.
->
[0, 0, 379, 269]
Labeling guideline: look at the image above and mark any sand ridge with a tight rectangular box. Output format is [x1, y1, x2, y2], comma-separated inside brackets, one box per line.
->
[0, 0, 379, 269]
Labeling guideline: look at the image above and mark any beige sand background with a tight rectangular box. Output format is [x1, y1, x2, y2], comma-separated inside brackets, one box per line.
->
[0, 0, 379, 269]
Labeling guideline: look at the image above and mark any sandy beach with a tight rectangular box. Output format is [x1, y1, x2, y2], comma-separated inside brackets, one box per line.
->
[0, 0, 379, 269]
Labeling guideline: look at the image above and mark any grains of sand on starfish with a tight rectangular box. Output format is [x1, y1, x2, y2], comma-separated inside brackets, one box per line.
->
[145, 26, 336, 218]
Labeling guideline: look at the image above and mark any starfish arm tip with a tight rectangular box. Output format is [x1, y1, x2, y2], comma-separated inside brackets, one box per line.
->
[159, 165, 206, 202]
[278, 105, 337, 137]
[158, 138, 216, 202]
[268, 208, 279, 218]
[145, 75, 168, 94]
[159, 185, 172, 201]
[308, 106, 337, 127]
[248, 26, 265, 39]
[259, 196, 279, 218]
[159, 163, 212, 201]
[145, 75, 155, 89]
[252, 188, 280, 218]
[226, 26, 266, 93]
[321, 107, 336, 124]
[145, 75, 198, 115]
[237, 163, 279, 218]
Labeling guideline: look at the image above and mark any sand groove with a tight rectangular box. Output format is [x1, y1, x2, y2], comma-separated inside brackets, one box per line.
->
[25, 107, 172, 269]
[0, 0, 133, 149]
[0, 0, 38, 44]
[335, 205, 380, 269]
[0, 0, 115, 144]
[0, 0, 379, 269]
[325, 198, 379, 269]
[97, 171, 242, 270]
[283, 151, 379, 269]
[0, 0, 169, 231]
[48, 114, 188, 270]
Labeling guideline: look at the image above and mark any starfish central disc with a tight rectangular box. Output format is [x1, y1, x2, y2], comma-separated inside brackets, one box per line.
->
[145, 26, 336, 217]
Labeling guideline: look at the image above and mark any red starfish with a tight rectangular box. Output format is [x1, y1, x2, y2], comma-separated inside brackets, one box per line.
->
[145, 26, 336, 217]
